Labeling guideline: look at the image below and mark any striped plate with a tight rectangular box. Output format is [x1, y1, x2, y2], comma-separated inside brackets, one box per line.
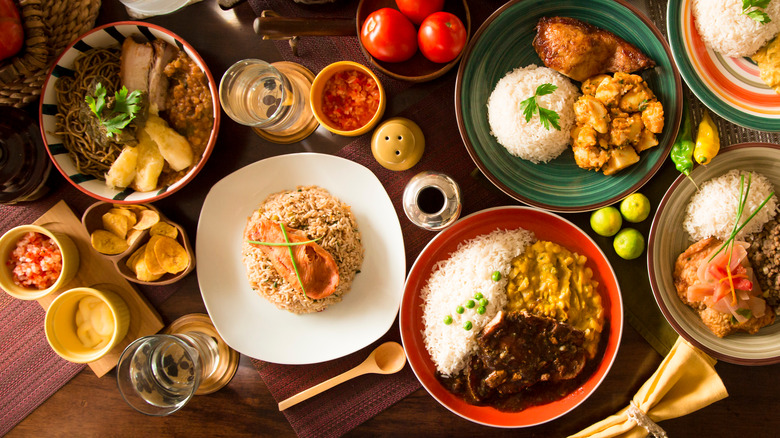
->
[38, 22, 219, 204]
[456, 0, 682, 213]
[667, 0, 780, 131]
[649, 143, 780, 365]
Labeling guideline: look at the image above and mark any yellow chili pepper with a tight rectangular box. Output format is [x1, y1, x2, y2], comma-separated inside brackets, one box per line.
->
[693, 110, 720, 165]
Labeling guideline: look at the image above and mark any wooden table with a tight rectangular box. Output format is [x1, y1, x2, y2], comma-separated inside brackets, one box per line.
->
[8, 1, 780, 436]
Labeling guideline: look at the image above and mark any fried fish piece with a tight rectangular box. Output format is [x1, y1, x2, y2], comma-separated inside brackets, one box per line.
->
[532, 17, 655, 82]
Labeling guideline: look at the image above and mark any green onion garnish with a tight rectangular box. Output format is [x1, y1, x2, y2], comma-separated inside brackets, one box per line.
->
[247, 237, 321, 247]
[279, 223, 307, 299]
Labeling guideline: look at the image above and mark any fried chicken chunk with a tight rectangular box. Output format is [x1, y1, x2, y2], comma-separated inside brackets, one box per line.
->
[532, 17, 655, 82]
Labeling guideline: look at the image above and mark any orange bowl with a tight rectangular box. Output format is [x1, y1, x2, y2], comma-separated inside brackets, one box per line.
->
[400, 206, 623, 427]
[310, 61, 386, 137]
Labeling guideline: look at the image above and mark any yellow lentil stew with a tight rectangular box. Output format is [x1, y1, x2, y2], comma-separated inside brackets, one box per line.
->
[506, 240, 605, 358]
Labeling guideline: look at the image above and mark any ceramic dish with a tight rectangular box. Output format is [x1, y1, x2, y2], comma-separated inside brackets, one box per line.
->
[400, 206, 623, 427]
[310, 61, 386, 137]
[0, 224, 80, 300]
[649, 143, 780, 365]
[196, 153, 405, 364]
[667, 0, 780, 131]
[81, 202, 195, 285]
[39, 21, 219, 204]
[456, 0, 682, 212]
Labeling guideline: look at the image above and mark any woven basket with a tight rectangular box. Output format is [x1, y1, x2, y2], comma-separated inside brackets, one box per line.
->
[0, 0, 101, 108]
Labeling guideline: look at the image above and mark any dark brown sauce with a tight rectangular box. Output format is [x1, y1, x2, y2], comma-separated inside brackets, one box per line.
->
[417, 186, 445, 214]
[438, 319, 609, 412]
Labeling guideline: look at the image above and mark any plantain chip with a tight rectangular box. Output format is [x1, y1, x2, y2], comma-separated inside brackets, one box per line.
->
[134, 256, 163, 282]
[91, 229, 129, 255]
[126, 228, 144, 246]
[125, 244, 146, 270]
[133, 209, 160, 230]
[109, 208, 138, 228]
[102, 212, 129, 239]
[149, 221, 178, 239]
[152, 236, 189, 274]
[143, 236, 168, 276]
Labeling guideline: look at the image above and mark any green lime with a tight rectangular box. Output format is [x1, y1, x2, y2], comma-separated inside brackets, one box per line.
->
[590, 206, 622, 237]
[620, 193, 651, 223]
[613, 228, 645, 260]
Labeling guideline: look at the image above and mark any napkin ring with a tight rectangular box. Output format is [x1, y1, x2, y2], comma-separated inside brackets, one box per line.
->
[627, 401, 668, 438]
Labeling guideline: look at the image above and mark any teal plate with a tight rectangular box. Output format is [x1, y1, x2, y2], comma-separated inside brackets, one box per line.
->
[667, 0, 780, 131]
[455, 0, 682, 212]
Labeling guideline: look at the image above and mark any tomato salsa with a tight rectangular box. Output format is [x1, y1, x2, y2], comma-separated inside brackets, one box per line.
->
[321, 69, 380, 131]
[7, 232, 62, 290]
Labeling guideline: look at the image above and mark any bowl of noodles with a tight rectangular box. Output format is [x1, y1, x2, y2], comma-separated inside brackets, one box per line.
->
[38, 22, 219, 203]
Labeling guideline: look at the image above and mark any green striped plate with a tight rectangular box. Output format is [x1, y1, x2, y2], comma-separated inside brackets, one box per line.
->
[455, 0, 682, 212]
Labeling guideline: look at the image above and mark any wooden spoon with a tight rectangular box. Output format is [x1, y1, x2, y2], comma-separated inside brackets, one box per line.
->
[277, 341, 407, 411]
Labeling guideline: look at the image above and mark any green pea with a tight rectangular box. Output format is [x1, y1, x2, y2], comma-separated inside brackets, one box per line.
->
[477, 306, 486, 315]
[465, 300, 475, 309]
[491, 271, 501, 281]
[463, 321, 473, 331]
[456, 306, 464, 314]
[479, 298, 488, 307]
[444, 315, 453, 325]
[474, 292, 483, 300]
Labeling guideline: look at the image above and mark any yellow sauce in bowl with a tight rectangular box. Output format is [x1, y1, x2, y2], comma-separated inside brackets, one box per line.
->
[75, 296, 115, 349]
[506, 240, 604, 357]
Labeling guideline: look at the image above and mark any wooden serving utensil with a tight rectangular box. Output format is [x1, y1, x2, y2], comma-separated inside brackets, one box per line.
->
[278, 341, 407, 411]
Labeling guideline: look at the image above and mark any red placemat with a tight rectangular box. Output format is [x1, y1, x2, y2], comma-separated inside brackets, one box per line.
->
[0, 178, 181, 436]
[247, 1, 511, 437]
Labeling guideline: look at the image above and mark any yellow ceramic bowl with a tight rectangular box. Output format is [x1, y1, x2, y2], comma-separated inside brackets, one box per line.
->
[0, 225, 80, 300]
[44, 287, 130, 363]
[310, 61, 386, 137]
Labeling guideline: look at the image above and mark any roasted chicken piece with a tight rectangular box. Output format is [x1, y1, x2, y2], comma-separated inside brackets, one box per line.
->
[533, 17, 655, 82]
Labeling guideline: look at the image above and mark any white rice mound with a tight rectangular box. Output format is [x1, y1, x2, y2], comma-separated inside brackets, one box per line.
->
[692, 0, 780, 57]
[487, 65, 580, 163]
[684, 170, 778, 242]
[421, 228, 535, 377]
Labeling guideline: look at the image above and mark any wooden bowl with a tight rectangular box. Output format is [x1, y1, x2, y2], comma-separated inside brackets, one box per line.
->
[81, 202, 195, 286]
[356, 0, 471, 82]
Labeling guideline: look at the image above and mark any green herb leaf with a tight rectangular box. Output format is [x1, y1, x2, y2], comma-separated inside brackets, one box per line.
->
[736, 308, 753, 320]
[742, 0, 772, 24]
[517, 83, 562, 131]
[84, 84, 144, 139]
[746, 9, 772, 23]
[535, 83, 558, 97]
[85, 82, 107, 118]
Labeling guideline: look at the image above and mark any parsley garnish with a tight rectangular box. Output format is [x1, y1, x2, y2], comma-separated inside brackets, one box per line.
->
[85, 83, 143, 138]
[742, 0, 772, 24]
[518, 83, 561, 131]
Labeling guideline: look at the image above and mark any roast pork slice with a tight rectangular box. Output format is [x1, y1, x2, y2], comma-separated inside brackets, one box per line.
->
[147, 40, 179, 113]
[120, 38, 154, 94]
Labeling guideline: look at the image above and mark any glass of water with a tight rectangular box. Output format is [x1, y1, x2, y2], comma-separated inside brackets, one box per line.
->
[116, 332, 219, 416]
[219, 59, 315, 138]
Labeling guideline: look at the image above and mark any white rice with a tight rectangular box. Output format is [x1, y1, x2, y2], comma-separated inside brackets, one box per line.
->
[487, 65, 579, 163]
[692, 0, 780, 57]
[421, 228, 534, 377]
[684, 170, 778, 242]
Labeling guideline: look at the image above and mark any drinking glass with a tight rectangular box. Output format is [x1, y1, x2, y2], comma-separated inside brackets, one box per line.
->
[118, 0, 190, 17]
[219, 59, 315, 137]
[116, 332, 219, 416]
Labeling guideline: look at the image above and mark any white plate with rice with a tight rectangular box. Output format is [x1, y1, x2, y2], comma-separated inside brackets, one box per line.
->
[649, 143, 780, 365]
[196, 153, 405, 364]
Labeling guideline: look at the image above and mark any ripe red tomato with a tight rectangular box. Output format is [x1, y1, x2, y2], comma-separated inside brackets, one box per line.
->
[418, 12, 467, 64]
[361, 8, 418, 63]
[0, 0, 24, 61]
[395, 0, 445, 25]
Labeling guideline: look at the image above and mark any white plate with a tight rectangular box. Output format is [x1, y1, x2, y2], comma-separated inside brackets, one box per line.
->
[196, 153, 405, 364]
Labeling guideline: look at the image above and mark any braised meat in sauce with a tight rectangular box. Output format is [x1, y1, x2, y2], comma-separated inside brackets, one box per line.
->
[440, 311, 595, 412]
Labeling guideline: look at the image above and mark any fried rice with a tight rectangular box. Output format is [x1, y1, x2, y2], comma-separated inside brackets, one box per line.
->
[241, 185, 364, 314]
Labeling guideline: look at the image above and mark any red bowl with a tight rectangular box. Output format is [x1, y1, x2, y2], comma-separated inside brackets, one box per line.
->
[400, 206, 623, 427]
[39, 22, 219, 204]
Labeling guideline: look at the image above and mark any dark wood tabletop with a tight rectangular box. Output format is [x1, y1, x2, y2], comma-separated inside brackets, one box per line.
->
[7, 1, 780, 436]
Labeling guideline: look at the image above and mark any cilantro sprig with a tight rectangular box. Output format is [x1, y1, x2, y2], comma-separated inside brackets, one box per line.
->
[518, 83, 561, 131]
[85, 83, 143, 138]
[742, 0, 772, 24]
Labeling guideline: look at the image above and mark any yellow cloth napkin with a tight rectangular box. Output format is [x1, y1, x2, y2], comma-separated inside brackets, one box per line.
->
[570, 336, 728, 438]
